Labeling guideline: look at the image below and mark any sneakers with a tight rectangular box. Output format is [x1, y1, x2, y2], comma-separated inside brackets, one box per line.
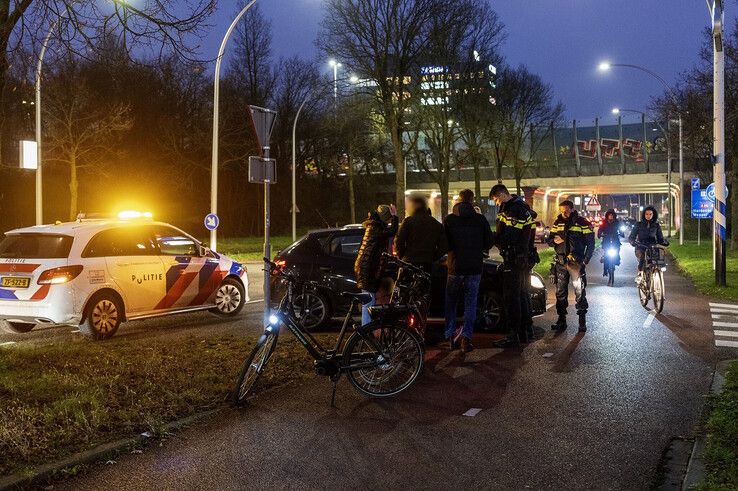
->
[551, 315, 567, 332]
[461, 337, 475, 353]
[578, 313, 587, 333]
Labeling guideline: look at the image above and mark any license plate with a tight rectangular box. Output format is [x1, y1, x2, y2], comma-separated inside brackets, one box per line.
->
[1, 277, 30, 288]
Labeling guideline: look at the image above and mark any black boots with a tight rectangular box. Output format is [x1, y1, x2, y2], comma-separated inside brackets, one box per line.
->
[551, 315, 567, 332]
[578, 313, 587, 333]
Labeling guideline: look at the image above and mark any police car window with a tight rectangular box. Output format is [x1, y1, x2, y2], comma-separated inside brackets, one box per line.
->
[83, 228, 156, 257]
[0, 234, 72, 259]
[328, 235, 361, 258]
[152, 227, 198, 256]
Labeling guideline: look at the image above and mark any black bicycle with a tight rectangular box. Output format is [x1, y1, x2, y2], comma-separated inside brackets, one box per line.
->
[635, 241, 668, 313]
[601, 242, 621, 287]
[233, 259, 425, 405]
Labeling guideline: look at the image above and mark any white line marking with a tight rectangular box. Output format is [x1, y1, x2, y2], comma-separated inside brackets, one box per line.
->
[546, 303, 555, 311]
[709, 302, 738, 310]
[713, 321, 738, 328]
[643, 312, 656, 328]
[463, 408, 482, 417]
[245, 299, 264, 305]
[715, 339, 738, 348]
[542, 352, 554, 358]
[712, 313, 738, 320]
[710, 308, 738, 314]
[714, 330, 738, 338]
[0, 341, 16, 347]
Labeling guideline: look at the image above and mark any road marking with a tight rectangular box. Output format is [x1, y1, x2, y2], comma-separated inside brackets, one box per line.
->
[716, 339, 738, 348]
[712, 321, 738, 328]
[542, 352, 554, 358]
[709, 308, 738, 314]
[0, 341, 16, 347]
[710, 302, 738, 310]
[643, 312, 656, 328]
[712, 313, 738, 319]
[246, 299, 264, 305]
[463, 408, 482, 417]
[546, 303, 555, 311]
[714, 330, 738, 338]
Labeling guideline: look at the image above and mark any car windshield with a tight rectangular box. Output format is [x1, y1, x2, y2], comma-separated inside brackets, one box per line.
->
[0, 234, 73, 259]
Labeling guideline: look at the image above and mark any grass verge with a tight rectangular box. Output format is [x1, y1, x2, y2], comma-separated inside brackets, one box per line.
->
[668, 241, 738, 302]
[702, 361, 738, 489]
[214, 236, 296, 262]
[534, 247, 555, 277]
[0, 334, 318, 477]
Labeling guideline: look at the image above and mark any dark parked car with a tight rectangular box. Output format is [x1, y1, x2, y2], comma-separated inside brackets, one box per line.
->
[270, 225, 547, 333]
[534, 221, 550, 243]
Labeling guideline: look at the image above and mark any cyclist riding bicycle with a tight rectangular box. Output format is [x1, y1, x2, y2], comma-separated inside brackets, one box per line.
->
[597, 209, 623, 277]
[628, 205, 668, 283]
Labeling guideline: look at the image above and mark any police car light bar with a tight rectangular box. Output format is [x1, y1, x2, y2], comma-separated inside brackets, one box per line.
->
[118, 211, 153, 220]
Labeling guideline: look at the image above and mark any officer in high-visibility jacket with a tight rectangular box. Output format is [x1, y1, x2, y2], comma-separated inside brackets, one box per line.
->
[490, 184, 535, 347]
[547, 200, 595, 332]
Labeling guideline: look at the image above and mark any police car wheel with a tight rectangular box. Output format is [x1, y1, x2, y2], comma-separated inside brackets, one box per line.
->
[80, 293, 122, 340]
[476, 291, 503, 332]
[2, 321, 35, 334]
[211, 278, 246, 317]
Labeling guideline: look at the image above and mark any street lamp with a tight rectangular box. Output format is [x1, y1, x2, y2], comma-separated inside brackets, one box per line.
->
[210, 0, 258, 252]
[598, 61, 684, 245]
[709, 0, 726, 285]
[328, 59, 342, 113]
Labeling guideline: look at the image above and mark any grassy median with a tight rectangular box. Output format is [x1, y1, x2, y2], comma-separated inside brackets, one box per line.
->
[215, 236, 297, 262]
[0, 334, 318, 477]
[668, 241, 738, 302]
[702, 361, 738, 489]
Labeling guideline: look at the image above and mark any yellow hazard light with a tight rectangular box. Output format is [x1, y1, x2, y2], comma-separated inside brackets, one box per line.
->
[118, 210, 153, 220]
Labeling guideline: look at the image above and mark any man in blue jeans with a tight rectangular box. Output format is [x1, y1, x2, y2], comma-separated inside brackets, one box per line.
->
[442, 189, 494, 352]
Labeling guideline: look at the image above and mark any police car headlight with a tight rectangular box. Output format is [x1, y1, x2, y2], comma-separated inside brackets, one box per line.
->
[530, 275, 545, 289]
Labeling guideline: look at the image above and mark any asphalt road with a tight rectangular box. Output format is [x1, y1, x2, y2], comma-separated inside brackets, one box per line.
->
[38, 244, 731, 490]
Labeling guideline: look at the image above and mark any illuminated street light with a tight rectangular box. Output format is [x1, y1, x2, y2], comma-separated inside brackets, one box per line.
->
[20, 140, 38, 170]
[598, 61, 611, 71]
[611, 107, 620, 115]
[349, 75, 359, 84]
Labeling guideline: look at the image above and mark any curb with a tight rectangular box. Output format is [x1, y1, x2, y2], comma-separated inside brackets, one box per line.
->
[0, 408, 222, 490]
[681, 360, 732, 490]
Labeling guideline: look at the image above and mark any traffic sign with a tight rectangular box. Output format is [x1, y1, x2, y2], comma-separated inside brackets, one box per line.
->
[691, 177, 700, 190]
[585, 195, 601, 211]
[692, 188, 713, 219]
[204, 213, 220, 231]
[248, 105, 277, 153]
[706, 182, 729, 202]
[248, 156, 277, 184]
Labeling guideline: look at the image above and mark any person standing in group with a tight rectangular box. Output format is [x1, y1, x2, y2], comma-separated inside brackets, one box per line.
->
[442, 189, 493, 352]
[489, 184, 536, 348]
[547, 200, 595, 333]
[394, 194, 447, 273]
[354, 204, 398, 326]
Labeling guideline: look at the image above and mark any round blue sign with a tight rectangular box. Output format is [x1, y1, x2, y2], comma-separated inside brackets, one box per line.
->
[706, 183, 729, 202]
[204, 213, 219, 231]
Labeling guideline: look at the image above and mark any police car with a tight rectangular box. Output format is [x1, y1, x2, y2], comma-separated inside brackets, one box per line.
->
[0, 213, 248, 340]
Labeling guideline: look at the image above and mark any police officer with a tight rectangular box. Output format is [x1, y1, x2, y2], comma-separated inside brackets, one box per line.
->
[547, 200, 595, 332]
[489, 184, 535, 347]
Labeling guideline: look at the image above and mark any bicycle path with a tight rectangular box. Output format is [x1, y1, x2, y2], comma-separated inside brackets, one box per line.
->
[58, 244, 721, 490]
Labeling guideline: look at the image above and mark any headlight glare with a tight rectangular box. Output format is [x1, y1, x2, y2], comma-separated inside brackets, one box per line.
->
[530, 275, 545, 289]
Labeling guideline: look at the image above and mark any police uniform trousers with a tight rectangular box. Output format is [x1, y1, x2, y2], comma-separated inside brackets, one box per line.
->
[554, 259, 588, 316]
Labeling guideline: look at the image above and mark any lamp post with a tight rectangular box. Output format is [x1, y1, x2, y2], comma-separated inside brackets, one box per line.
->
[612, 107, 674, 237]
[598, 61, 684, 245]
[709, 0, 726, 285]
[328, 59, 342, 114]
[210, 0, 257, 252]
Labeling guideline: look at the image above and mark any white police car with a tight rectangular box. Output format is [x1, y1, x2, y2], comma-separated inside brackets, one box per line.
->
[0, 213, 248, 340]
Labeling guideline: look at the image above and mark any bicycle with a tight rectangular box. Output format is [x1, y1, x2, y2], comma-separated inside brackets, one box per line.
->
[634, 241, 668, 313]
[602, 243, 620, 287]
[233, 258, 425, 406]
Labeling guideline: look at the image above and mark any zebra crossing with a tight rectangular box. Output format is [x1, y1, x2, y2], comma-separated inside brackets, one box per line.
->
[709, 302, 738, 348]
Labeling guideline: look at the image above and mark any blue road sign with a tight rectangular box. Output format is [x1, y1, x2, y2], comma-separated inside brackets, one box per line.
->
[691, 188, 713, 219]
[204, 213, 220, 231]
[706, 182, 729, 202]
[691, 177, 700, 190]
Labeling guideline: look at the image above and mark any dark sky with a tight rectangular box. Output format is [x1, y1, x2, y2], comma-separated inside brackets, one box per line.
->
[197, 1, 731, 126]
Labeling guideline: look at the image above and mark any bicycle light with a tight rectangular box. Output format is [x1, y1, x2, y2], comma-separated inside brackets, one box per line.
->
[268, 314, 279, 326]
[607, 248, 618, 258]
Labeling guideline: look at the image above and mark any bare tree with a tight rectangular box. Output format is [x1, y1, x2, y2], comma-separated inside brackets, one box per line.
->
[319, 0, 442, 216]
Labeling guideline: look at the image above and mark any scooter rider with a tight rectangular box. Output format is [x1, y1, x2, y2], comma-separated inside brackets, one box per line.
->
[489, 184, 535, 347]
[547, 200, 595, 333]
[597, 209, 622, 276]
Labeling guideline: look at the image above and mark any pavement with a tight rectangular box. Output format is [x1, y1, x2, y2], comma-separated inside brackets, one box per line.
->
[4, 247, 733, 489]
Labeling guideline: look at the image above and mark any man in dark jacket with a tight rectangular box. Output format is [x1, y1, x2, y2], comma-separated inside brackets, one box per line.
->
[490, 184, 535, 347]
[395, 195, 447, 272]
[354, 204, 398, 325]
[547, 200, 595, 332]
[629, 205, 667, 283]
[442, 189, 494, 352]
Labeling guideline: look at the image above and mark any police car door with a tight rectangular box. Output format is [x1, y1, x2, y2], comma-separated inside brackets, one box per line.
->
[151, 225, 213, 310]
[91, 226, 165, 315]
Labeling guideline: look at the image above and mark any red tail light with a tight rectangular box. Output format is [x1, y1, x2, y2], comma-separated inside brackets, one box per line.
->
[38, 265, 83, 285]
[408, 313, 417, 327]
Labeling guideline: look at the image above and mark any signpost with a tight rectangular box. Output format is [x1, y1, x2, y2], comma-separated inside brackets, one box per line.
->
[204, 213, 220, 232]
[248, 105, 277, 328]
[585, 195, 601, 212]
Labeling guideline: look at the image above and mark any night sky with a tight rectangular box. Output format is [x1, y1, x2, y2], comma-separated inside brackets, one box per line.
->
[196, 1, 732, 125]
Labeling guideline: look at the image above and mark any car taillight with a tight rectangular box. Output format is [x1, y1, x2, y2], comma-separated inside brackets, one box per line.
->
[38, 265, 83, 285]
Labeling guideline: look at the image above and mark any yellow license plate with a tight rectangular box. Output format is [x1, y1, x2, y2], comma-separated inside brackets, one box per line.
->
[1, 277, 30, 288]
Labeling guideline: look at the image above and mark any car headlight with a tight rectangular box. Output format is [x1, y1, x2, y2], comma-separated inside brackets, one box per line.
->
[530, 274, 545, 289]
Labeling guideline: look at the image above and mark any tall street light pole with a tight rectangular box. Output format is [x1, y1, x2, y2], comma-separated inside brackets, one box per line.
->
[292, 99, 306, 242]
[210, 0, 257, 252]
[598, 61, 685, 245]
[710, 0, 726, 285]
[329, 59, 341, 115]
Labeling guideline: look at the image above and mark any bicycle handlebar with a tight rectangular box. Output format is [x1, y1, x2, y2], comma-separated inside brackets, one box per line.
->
[381, 252, 430, 278]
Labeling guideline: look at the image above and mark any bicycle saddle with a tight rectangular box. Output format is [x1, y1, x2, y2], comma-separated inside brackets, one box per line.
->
[340, 291, 374, 304]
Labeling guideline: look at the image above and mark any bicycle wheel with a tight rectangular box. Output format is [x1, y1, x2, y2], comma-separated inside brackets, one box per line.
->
[638, 272, 650, 309]
[233, 330, 279, 405]
[343, 322, 424, 398]
[652, 269, 665, 313]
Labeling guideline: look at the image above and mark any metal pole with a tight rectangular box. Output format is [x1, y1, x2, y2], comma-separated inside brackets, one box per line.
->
[712, 0, 727, 285]
[333, 63, 339, 114]
[292, 99, 306, 242]
[667, 120, 672, 237]
[698, 218, 701, 246]
[642, 113, 649, 172]
[618, 114, 625, 174]
[264, 144, 271, 327]
[595, 117, 603, 174]
[573, 120, 581, 176]
[679, 115, 684, 245]
[35, 16, 63, 226]
[210, 0, 257, 251]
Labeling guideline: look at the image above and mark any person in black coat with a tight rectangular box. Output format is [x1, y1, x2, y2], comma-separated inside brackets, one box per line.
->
[628, 205, 667, 281]
[598, 209, 623, 276]
[442, 189, 494, 352]
[354, 204, 398, 325]
[394, 194, 447, 272]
